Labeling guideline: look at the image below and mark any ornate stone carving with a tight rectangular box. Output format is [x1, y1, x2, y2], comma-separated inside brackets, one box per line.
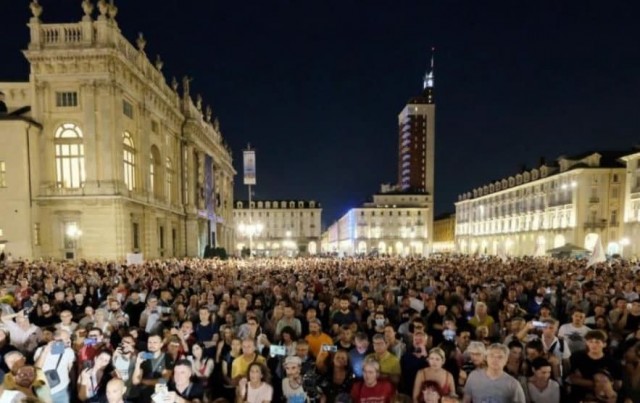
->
[82, 0, 94, 18]
[108, 0, 118, 19]
[214, 118, 220, 131]
[30, 0, 43, 21]
[136, 32, 146, 52]
[182, 76, 192, 96]
[98, 0, 108, 18]
[155, 55, 163, 71]
[205, 105, 212, 122]
[196, 94, 202, 111]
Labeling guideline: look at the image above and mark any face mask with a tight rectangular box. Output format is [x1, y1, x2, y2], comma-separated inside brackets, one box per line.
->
[375, 319, 385, 327]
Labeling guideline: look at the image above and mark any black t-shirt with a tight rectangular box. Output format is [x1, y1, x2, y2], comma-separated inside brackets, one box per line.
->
[141, 353, 175, 380]
[569, 351, 622, 399]
[624, 313, 640, 332]
[168, 381, 205, 402]
[399, 351, 428, 396]
[332, 310, 357, 327]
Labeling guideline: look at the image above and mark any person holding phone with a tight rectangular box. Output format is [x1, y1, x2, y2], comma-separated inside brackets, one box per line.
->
[112, 334, 137, 398]
[305, 319, 333, 359]
[34, 329, 75, 403]
[132, 334, 174, 402]
[77, 349, 113, 402]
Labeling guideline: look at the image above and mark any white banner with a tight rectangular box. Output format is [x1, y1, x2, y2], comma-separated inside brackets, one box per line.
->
[243, 150, 256, 185]
[126, 253, 144, 265]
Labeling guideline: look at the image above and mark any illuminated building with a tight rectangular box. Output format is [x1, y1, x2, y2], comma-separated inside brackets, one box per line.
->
[455, 151, 627, 256]
[233, 200, 321, 256]
[323, 54, 436, 256]
[432, 213, 455, 253]
[0, 1, 235, 260]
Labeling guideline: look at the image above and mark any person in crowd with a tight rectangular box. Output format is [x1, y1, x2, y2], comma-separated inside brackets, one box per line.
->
[304, 319, 333, 359]
[558, 309, 590, 353]
[231, 338, 266, 385]
[236, 362, 273, 403]
[77, 349, 113, 402]
[349, 332, 371, 379]
[350, 358, 395, 403]
[399, 330, 429, 396]
[462, 343, 526, 403]
[111, 333, 137, 399]
[567, 330, 623, 401]
[34, 329, 75, 403]
[366, 334, 401, 386]
[1, 310, 41, 355]
[167, 359, 205, 402]
[519, 357, 560, 403]
[187, 342, 213, 387]
[413, 347, 457, 401]
[132, 333, 174, 402]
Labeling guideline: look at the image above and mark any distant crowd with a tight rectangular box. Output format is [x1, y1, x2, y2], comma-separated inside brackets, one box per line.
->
[0, 254, 638, 403]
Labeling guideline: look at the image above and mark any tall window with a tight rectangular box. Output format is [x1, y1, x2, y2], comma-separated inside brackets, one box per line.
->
[55, 123, 85, 188]
[150, 146, 161, 198]
[123, 132, 136, 191]
[0, 161, 6, 187]
[166, 157, 173, 203]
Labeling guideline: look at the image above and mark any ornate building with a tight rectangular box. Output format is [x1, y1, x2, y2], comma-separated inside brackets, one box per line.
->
[455, 151, 627, 257]
[233, 200, 321, 256]
[0, 1, 235, 260]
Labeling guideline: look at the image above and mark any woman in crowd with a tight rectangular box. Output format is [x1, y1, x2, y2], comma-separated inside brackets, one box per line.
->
[236, 362, 273, 403]
[413, 348, 457, 402]
[77, 349, 113, 402]
[189, 342, 214, 387]
[220, 337, 243, 402]
[316, 348, 354, 402]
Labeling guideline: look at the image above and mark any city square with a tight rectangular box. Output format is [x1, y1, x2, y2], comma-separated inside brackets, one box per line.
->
[1, 1, 640, 402]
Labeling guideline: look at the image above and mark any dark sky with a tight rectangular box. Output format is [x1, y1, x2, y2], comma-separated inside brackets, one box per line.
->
[2, 1, 640, 227]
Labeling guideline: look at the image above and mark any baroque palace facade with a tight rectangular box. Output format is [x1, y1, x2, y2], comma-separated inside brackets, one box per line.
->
[0, 1, 235, 260]
[455, 151, 633, 257]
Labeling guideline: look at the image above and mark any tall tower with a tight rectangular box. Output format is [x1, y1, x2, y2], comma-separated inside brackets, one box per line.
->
[397, 50, 435, 195]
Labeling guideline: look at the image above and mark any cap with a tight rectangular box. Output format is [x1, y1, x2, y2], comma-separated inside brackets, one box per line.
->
[284, 356, 302, 367]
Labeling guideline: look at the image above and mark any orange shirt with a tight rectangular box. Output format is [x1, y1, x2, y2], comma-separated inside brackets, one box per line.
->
[305, 332, 334, 358]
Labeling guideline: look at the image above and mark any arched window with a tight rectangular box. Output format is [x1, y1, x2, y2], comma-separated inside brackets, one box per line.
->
[166, 157, 173, 203]
[123, 131, 136, 191]
[149, 145, 161, 198]
[55, 123, 85, 188]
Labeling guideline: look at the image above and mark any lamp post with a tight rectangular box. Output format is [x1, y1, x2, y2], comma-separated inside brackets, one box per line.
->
[238, 222, 263, 257]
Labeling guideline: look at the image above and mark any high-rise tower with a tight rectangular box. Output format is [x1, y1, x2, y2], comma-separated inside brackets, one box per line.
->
[397, 50, 435, 195]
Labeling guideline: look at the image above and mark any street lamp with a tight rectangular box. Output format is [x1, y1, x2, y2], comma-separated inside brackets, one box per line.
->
[238, 222, 263, 257]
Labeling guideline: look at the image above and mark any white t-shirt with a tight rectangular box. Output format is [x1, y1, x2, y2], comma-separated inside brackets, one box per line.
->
[557, 323, 590, 352]
[0, 389, 26, 403]
[34, 346, 75, 394]
[246, 382, 274, 403]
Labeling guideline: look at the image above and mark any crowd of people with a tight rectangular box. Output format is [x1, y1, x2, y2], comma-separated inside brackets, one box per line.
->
[0, 255, 637, 403]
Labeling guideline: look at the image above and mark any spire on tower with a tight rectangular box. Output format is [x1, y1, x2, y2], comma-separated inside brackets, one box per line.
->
[423, 47, 435, 90]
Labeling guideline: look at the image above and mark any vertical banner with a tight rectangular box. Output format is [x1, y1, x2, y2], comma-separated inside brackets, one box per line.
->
[243, 150, 256, 185]
[204, 154, 215, 220]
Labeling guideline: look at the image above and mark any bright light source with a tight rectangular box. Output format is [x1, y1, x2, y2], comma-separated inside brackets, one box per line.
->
[571, 181, 577, 188]
[621, 237, 630, 246]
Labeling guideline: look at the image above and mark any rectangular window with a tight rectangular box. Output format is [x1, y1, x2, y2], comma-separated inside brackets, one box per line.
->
[33, 223, 40, 246]
[172, 228, 177, 256]
[151, 120, 159, 133]
[0, 161, 6, 187]
[55, 91, 78, 107]
[132, 223, 140, 250]
[123, 100, 134, 118]
[159, 226, 165, 254]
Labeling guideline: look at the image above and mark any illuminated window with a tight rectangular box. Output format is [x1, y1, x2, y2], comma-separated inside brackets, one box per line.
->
[0, 161, 6, 187]
[123, 132, 136, 191]
[149, 146, 161, 198]
[55, 123, 85, 188]
[166, 157, 173, 203]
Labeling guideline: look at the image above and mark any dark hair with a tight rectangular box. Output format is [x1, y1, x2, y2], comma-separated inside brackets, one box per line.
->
[585, 329, 607, 342]
[530, 357, 551, 371]
[280, 326, 296, 341]
[525, 339, 544, 353]
[246, 362, 271, 384]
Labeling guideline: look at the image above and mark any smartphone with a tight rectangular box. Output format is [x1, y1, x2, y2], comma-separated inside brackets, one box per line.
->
[142, 351, 155, 360]
[270, 345, 286, 357]
[321, 344, 338, 353]
[532, 321, 547, 329]
[52, 341, 65, 355]
[83, 338, 97, 347]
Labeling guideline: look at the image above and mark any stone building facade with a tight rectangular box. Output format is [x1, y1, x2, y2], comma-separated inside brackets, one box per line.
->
[0, 1, 235, 260]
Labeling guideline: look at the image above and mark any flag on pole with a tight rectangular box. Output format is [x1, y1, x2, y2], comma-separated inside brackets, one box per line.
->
[243, 150, 256, 185]
[587, 235, 606, 268]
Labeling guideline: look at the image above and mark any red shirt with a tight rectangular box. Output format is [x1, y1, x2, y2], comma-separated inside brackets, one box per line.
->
[350, 379, 395, 403]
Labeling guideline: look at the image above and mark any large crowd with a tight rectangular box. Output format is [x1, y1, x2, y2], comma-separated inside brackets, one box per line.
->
[0, 254, 638, 403]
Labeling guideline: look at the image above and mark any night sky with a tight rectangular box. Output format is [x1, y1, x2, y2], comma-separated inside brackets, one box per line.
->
[2, 1, 640, 227]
